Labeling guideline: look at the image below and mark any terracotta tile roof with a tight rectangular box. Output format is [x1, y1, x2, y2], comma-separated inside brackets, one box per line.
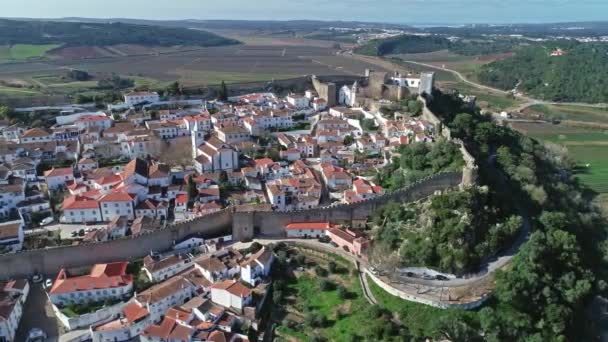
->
[122, 158, 149, 179]
[143, 254, 188, 273]
[123, 302, 149, 323]
[21, 127, 51, 138]
[44, 167, 73, 178]
[211, 280, 252, 298]
[285, 222, 334, 231]
[176, 194, 188, 204]
[99, 192, 134, 202]
[49, 262, 132, 295]
[194, 256, 226, 273]
[0, 222, 21, 240]
[136, 276, 193, 304]
[148, 163, 170, 179]
[141, 316, 194, 341]
[62, 195, 100, 210]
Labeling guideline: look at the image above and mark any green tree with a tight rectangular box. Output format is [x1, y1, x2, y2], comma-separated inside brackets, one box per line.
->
[218, 81, 228, 101]
[187, 175, 198, 204]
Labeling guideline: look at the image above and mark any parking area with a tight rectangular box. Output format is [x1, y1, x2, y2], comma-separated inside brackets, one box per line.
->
[40, 223, 109, 240]
[15, 283, 64, 342]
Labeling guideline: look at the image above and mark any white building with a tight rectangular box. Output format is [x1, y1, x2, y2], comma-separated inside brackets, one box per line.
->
[44, 167, 75, 190]
[124, 92, 160, 106]
[135, 276, 196, 322]
[286, 94, 310, 109]
[48, 262, 133, 306]
[0, 279, 29, 342]
[19, 128, 53, 144]
[210, 280, 253, 312]
[284, 222, 336, 238]
[240, 247, 274, 286]
[61, 196, 103, 223]
[143, 254, 193, 283]
[99, 192, 136, 221]
[193, 137, 239, 173]
[90, 302, 151, 342]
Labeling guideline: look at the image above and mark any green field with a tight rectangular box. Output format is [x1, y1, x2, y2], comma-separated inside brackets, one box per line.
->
[531, 131, 608, 194]
[527, 104, 608, 124]
[0, 44, 59, 62]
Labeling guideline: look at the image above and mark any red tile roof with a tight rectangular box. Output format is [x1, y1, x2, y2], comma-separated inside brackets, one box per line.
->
[99, 192, 134, 202]
[49, 262, 132, 294]
[285, 222, 334, 230]
[211, 280, 252, 298]
[62, 195, 100, 210]
[44, 167, 73, 178]
[123, 302, 149, 323]
[176, 194, 188, 204]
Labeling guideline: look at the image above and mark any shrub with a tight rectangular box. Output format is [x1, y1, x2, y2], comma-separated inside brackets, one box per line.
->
[337, 286, 349, 299]
[319, 279, 333, 291]
[327, 261, 337, 273]
[314, 266, 328, 277]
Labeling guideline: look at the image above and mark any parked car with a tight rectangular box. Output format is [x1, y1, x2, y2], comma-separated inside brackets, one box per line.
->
[40, 217, 54, 226]
[436, 275, 449, 281]
[44, 279, 53, 289]
[31, 274, 43, 284]
[26, 328, 46, 342]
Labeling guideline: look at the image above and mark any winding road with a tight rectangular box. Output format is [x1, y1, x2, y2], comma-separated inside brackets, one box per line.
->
[403, 60, 608, 112]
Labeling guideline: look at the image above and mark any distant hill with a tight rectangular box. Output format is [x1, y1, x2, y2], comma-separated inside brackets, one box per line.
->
[0, 19, 240, 47]
[478, 42, 608, 103]
[354, 34, 523, 56]
[14, 18, 416, 32]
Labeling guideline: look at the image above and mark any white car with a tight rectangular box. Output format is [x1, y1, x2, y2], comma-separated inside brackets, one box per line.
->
[31, 274, 43, 284]
[44, 279, 53, 289]
[26, 328, 46, 342]
[40, 217, 54, 226]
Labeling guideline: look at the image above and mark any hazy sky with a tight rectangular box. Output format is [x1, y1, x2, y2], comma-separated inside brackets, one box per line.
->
[3, 0, 608, 24]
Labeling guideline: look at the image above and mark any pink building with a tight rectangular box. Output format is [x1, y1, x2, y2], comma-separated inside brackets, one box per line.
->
[327, 228, 370, 257]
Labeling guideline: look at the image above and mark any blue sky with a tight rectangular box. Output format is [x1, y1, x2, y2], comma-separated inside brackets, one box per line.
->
[3, 0, 608, 24]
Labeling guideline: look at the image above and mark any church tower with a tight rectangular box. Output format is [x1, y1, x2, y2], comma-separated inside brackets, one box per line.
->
[350, 81, 358, 107]
[191, 131, 205, 159]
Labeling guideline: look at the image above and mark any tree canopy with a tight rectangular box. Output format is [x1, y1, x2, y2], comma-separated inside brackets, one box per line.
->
[478, 42, 608, 102]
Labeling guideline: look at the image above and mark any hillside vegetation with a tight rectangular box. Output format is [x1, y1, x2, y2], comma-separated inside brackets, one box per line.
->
[478, 42, 608, 102]
[422, 90, 608, 340]
[0, 19, 239, 47]
[354, 34, 524, 56]
[372, 186, 522, 274]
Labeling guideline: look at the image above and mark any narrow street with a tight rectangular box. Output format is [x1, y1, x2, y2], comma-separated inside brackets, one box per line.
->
[15, 284, 62, 342]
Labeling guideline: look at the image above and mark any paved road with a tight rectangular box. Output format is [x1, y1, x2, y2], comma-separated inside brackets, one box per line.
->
[15, 284, 62, 342]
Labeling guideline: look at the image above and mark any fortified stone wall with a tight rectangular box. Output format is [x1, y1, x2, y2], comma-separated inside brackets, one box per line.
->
[0, 209, 232, 280]
[418, 96, 478, 186]
[233, 171, 463, 238]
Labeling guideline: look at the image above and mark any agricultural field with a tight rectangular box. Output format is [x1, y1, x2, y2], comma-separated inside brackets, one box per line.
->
[0, 44, 60, 63]
[513, 122, 608, 211]
[523, 104, 608, 124]
[529, 131, 608, 194]
[0, 44, 386, 105]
